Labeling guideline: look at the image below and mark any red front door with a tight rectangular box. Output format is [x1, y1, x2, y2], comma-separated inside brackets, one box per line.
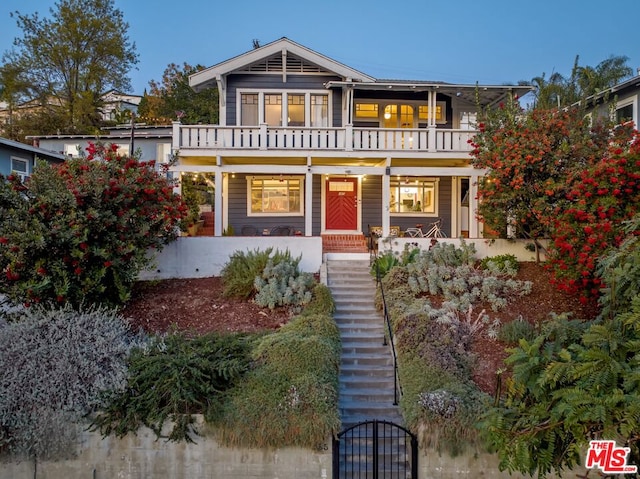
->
[326, 178, 358, 230]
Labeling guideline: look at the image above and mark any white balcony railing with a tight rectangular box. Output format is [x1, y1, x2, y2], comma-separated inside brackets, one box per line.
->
[176, 124, 476, 154]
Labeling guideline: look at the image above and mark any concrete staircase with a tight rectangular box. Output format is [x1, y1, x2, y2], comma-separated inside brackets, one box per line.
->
[326, 254, 403, 428]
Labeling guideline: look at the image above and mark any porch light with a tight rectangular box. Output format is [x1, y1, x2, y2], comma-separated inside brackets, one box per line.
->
[384, 111, 391, 120]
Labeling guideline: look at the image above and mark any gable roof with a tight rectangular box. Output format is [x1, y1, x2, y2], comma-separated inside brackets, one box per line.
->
[190, 37, 375, 91]
[0, 137, 66, 162]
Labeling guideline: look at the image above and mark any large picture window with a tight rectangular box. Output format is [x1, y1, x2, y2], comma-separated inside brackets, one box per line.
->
[248, 176, 303, 216]
[238, 91, 329, 127]
[390, 178, 438, 215]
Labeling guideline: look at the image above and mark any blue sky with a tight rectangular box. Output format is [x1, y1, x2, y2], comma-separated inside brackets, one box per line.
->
[1, 0, 639, 97]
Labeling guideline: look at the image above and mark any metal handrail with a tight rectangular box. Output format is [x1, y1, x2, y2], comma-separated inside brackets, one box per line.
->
[374, 258, 402, 405]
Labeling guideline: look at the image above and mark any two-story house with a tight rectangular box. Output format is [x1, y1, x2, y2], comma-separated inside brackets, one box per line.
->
[171, 37, 532, 247]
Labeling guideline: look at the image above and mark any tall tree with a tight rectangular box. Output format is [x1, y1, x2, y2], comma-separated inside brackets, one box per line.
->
[2, 0, 138, 134]
[137, 63, 218, 125]
[527, 55, 632, 109]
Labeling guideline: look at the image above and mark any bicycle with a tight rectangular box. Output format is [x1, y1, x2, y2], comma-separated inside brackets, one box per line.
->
[405, 219, 447, 238]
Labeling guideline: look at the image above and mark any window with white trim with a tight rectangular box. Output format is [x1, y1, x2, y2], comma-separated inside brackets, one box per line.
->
[11, 157, 29, 181]
[247, 176, 303, 216]
[390, 177, 438, 215]
[241, 93, 259, 126]
[615, 97, 636, 125]
[64, 144, 81, 157]
[264, 94, 282, 126]
[238, 91, 330, 127]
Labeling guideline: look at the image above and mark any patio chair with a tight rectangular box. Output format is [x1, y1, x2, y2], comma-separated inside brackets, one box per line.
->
[241, 225, 258, 236]
[270, 225, 292, 236]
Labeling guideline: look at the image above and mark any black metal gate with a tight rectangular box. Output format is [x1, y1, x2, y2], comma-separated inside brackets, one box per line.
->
[333, 420, 418, 479]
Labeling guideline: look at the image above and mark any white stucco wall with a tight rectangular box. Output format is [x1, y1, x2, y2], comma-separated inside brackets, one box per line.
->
[139, 236, 324, 280]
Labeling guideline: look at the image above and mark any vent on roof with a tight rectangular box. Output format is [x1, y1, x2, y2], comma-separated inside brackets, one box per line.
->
[241, 53, 328, 74]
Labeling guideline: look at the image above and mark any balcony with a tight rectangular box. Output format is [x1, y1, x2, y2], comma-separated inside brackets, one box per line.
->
[175, 124, 476, 155]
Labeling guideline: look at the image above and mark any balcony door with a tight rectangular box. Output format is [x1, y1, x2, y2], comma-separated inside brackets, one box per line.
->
[325, 178, 358, 231]
[382, 104, 415, 128]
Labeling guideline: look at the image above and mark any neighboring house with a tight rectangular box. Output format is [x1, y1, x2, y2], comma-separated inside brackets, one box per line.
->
[29, 124, 173, 165]
[100, 90, 143, 122]
[583, 73, 640, 127]
[173, 37, 532, 240]
[0, 91, 142, 137]
[0, 137, 65, 181]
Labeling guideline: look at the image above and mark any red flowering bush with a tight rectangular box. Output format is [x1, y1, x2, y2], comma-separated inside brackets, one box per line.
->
[470, 97, 611, 243]
[0, 142, 188, 308]
[471, 98, 640, 301]
[549, 126, 640, 301]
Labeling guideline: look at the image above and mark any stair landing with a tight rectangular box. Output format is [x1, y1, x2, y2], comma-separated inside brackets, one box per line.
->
[322, 234, 368, 254]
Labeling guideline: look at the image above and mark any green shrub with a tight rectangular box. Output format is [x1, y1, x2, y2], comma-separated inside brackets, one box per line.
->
[497, 317, 537, 344]
[370, 251, 400, 278]
[254, 253, 315, 310]
[221, 248, 274, 299]
[479, 254, 520, 275]
[216, 313, 340, 448]
[92, 331, 255, 443]
[301, 283, 335, 316]
[0, 305, 142, 460]
[398, 355, 488, 455]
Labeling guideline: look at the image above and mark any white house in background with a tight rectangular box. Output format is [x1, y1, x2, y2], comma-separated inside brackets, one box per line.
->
[99, 90, 143, 122]
[170, 37, 532, 243]
[29, 124, 173, 165]
[583, 73, 640, 127]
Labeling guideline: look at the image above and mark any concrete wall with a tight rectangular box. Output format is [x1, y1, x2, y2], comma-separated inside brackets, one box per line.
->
[0, 426, 588, 479]
[383, 237, 549, 262]
[139, 236, 545, 282]
[139, 236, 324, 280]
[0, 423, 333, 479]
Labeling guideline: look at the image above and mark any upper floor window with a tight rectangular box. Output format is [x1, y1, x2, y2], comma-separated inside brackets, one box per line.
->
[354, 101, 446, 125]
[418, 102, 446, 123]
[615, 98, 635, 125]
[248, 176, 303, 216]
[11, 157, 28, 181]
[311, 95, 328, 127]
[390, 177, 438, 215]
[241, 94, 259, 126]
[287, 94, 305, 126]
[264, 94, 282, 126]
[238, 91, 329, 127]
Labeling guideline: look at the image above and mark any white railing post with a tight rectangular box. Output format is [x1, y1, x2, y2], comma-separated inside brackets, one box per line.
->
[428, 125, 437, 152]
[172, 121, 181, 150]
[259, 123, 268, 151]
[345, 124, 353, 151]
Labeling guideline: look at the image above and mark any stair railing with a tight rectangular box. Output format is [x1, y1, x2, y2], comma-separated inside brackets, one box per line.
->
[374, 258, 402, 405]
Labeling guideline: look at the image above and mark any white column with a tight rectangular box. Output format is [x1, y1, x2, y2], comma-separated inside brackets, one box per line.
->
[382, 159, 391, 237]
[450, 176, 459, 238]
[469, 174, 480, 238]
[305, 164, 313, 237]
[214, 170, 224, 236]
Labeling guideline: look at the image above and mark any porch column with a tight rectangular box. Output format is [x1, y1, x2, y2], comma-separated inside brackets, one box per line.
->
[214, 169, 224, 236]
[382, 160, 391, 236]
[469, 174, 480, 238]
[305, 167, 313, 236]
[171, 120, 181, 150]
[428, 90, 437, 152]
[451, 176, 459, 237]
